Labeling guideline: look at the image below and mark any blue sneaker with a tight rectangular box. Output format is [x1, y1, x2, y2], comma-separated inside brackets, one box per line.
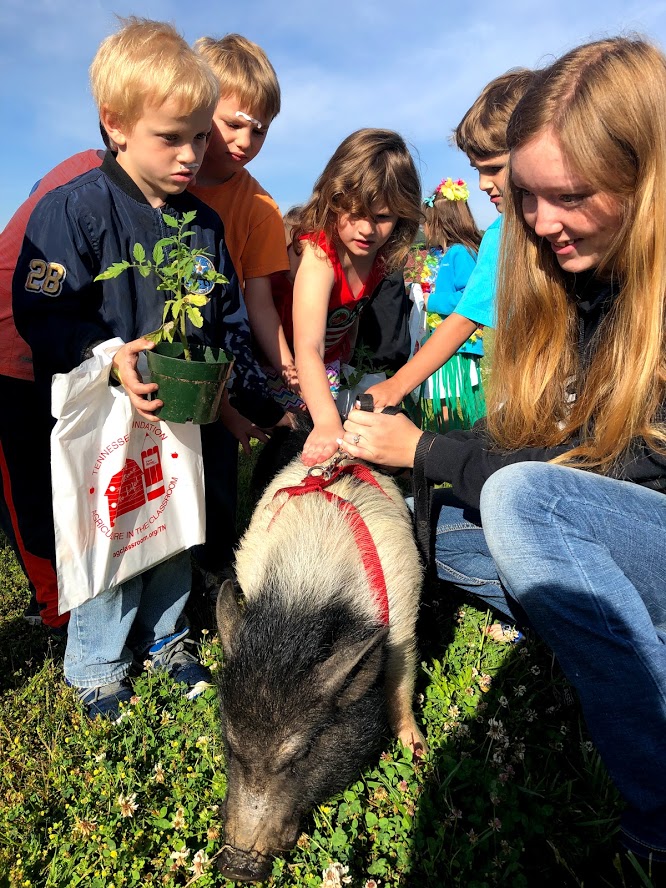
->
[72, 679, 134, 723]
[147, 629, 212, 699]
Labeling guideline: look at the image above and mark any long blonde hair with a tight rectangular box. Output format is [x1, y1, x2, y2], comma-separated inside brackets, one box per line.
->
[488, 36, 666, 472]
[293, 129, 422, 272]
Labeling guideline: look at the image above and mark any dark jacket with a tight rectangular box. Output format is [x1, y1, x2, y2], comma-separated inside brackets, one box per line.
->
[12, 151, 282, 427]
[423, 274, 666, 509]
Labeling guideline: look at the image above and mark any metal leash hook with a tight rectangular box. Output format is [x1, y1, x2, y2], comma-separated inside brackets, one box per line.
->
[307, 450, 347, 480]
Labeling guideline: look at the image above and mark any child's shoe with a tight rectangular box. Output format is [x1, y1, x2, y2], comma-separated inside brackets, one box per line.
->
[72, 678, 134, 723]
[148, 628, 212, 699]
[484, 622, 525, 645]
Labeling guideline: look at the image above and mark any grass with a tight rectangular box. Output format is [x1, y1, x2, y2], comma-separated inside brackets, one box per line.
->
[0, 439, 650, 888]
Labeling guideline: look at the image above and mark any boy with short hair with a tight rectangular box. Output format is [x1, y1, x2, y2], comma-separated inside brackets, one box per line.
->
[12, 17, 282, 720]
[365, 68, 535, 410]
[189, 34, 292, 581]
[451, 67, 534, 328]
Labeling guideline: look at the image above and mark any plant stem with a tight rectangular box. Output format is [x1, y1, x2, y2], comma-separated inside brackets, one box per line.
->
[179, 303, 191, 361]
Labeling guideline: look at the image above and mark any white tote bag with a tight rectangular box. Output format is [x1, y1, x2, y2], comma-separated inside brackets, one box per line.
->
[51, 340, 205, 614]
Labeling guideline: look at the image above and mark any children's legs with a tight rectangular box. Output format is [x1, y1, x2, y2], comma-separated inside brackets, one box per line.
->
[128, 551, 192, 656]
[480, 462, 666, 860]
[0, 375, 65, 629]
[64, 577, 144, 687]
[65, 553, 192, 686]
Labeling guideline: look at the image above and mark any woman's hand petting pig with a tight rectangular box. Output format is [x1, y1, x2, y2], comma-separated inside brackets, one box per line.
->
[340, 408, 423, 469]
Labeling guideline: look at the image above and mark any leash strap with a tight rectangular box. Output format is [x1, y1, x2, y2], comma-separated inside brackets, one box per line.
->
[269, 463, 390, 625]
[412, 431, 437, 566]
[358, 392, 434, 567]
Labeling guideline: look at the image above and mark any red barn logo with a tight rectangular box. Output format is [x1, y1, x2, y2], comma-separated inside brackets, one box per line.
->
[104, 434, 166, 528]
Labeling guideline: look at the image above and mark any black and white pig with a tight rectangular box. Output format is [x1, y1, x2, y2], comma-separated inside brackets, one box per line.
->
[214, 453, 424, 882]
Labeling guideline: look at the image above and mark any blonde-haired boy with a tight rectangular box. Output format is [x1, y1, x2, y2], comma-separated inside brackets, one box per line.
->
[13, 18, 283, 720]
[189, 34, 292, 582]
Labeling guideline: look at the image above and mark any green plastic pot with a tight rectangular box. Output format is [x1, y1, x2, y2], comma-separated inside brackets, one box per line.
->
[146, 341, 234, 424]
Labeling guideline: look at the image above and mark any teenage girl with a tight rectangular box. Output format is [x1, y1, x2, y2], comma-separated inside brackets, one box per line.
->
[407, 178, 484, 431]
[340, 37, 666, 876]
[281, 128, 421, 467]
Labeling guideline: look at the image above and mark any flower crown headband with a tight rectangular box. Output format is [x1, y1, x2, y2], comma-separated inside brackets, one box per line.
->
[423, 177, 470, 207]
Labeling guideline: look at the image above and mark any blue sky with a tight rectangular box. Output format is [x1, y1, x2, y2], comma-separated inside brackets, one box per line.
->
[2, 0, 666, 232]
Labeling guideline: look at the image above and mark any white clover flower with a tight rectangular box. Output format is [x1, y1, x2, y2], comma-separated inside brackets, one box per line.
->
[321, 862, 352, 887]
[515, 685, 527, 697]
[117, 792, 138, 818]
[189, 849, 209, 878]
[171, 807, 186, 830]
[170, 848, 190, 869]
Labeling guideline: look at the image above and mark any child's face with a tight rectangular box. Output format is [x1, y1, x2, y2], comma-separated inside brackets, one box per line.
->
[336, 206, 398, 259]
[108, 98, 214, 207]
[200, 94, 269, 182]
[512, 129, 622, 274]
[468, 152, 510, 213]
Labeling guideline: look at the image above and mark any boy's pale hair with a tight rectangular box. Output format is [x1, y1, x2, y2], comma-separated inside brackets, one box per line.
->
[90, 17, 219, 130]
[490, 36, 666, 471]
[453, 68, 534, 159]
[194, 34, 281, 123]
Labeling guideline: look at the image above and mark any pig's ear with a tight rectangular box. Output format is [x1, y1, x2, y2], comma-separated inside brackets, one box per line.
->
[216, 579, 243, 659]
[318, 625, 389, 708]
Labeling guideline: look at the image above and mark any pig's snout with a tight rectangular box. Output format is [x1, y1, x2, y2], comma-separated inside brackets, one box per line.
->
[217, 845, 272, 882]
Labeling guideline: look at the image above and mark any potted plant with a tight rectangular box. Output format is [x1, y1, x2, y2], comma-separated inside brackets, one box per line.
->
[95, 210, 234, 424]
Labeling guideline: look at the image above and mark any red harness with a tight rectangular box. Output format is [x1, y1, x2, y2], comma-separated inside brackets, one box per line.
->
[269, 462, 390, 625]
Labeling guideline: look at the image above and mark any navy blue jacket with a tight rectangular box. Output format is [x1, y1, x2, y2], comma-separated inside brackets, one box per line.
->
[13, 151, 282, 427]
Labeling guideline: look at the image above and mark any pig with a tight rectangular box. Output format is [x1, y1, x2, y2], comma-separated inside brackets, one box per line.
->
[214, 451, 424, 882]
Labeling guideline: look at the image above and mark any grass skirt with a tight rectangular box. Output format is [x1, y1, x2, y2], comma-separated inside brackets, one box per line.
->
[418, 352, 486, 432]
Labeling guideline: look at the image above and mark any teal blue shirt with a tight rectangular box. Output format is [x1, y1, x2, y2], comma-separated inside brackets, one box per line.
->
[455, 215, 501, 330]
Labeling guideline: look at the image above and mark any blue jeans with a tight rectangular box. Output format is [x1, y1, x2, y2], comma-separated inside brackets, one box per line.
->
[64, 551, 191, 687]
[434, 462, 666, 861]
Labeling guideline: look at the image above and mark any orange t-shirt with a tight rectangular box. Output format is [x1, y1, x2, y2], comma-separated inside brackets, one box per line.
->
[0, 149, 104, 380]
[190, 168, 289, 289]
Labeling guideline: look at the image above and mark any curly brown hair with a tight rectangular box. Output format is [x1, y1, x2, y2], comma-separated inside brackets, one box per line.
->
[293, 128, 422, 272]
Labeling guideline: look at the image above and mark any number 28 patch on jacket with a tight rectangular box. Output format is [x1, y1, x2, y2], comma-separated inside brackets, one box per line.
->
[24, 259, 67, 297]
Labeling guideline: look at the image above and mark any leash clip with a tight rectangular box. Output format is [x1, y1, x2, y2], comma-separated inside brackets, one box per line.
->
[307, 451, 346, 480]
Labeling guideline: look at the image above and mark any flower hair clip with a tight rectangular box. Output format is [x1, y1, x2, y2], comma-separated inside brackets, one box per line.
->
[424, 177, 470, 206]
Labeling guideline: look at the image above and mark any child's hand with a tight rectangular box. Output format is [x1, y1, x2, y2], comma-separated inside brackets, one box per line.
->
[301, 421, 344, 467]
[364, 376, 406, 409]
[112, 338, 162, 421]
[219, 395, 270, 455]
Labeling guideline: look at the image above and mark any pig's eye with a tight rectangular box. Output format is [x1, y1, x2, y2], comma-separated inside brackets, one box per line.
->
[289, 747, 312, 774]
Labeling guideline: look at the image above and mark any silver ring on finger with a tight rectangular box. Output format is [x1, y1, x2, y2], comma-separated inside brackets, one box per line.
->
[352, 434, 361, 445]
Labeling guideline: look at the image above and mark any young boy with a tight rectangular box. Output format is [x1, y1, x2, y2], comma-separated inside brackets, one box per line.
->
[12, 18, 283, 720]
[188, 34, 292, 582]
[365, 68, 534, 410]
[451, 68, 534, 330]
